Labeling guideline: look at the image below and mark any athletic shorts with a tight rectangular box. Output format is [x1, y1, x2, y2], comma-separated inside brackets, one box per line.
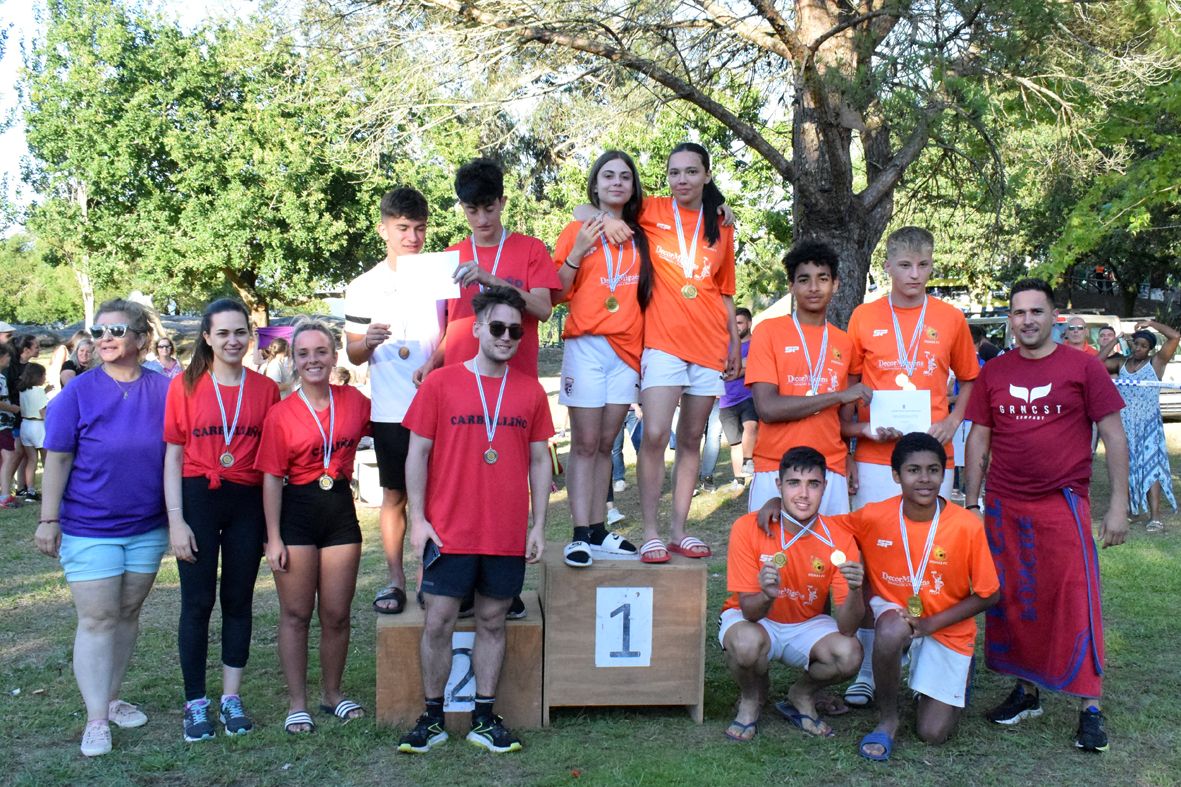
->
[372, 421, 411, 492]
[719, 398, 757, 444]
[851, 462, 953, 508]
[280, 478, 361, 548]
[19, 420, 45, 448]
[717, 607, 840, 670]
[748, 469, 850, 515]
[0, 429, 13, 452]
[59, 527, 168, 583]
[420, 553, 526, 600]
[868, 596, 972, 708]
[640, 348, 725, 396]
[559, 335, 640, 408]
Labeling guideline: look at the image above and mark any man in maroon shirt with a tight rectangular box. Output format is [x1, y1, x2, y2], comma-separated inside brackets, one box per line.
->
[964, 277, 1128, 753]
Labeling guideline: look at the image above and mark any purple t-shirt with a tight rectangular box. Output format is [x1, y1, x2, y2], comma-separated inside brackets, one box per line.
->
[44, 365, 170, 538]
[720, 340, 753, 408]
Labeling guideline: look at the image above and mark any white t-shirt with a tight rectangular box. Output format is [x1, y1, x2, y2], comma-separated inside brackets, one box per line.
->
[344, 259, 445, 423]
[21, 386, 49, 419]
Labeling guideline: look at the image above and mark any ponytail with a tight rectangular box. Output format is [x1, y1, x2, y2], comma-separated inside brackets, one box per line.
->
[668, 141, 726, 246]
[184, 298, 251, 393]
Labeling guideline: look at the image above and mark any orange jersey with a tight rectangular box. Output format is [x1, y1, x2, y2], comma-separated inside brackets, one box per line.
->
[552, 221, 644, 372]
[721, 512, 859, 624]
[1076, 343, 1099, 356]
[848, 296, 978, 467]
[832, 497, 999, 656]
[746, 317, 860, 475]
[639, 196, 735, 371]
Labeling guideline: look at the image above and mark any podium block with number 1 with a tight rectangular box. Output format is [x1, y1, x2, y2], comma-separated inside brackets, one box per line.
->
[540, 543, 706, 724]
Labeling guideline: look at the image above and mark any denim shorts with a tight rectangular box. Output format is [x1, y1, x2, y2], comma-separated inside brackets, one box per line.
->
[59, 527, 169, 583]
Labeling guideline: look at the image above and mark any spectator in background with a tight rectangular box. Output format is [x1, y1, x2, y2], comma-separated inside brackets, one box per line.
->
[1097, 326, 1124, 363]
[59, 340, 95, 387]
[1064, 316, 1099, 356]
[256, 337, 296, 398]
[3, 335, 40, 501]
[330, 367, 351, 386]
[717, 307, 758, 492]
[17, 362, 49, 500]
[0, 320, 14, 346]
[969, 324, 1000, 362]
[48, 330, 89, 391]
[145, 336, 184, 380]
[0, 344, 20, 508]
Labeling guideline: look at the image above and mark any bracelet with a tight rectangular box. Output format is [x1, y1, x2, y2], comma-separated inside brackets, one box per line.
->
[167, 507, 182, 512]
[563, 260, 580, 270]
[965, 504, 981, 511]
[38, 518, 59, 525]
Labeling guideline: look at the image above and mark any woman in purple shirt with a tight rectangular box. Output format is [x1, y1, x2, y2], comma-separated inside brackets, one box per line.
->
[34, 299, 171, 757]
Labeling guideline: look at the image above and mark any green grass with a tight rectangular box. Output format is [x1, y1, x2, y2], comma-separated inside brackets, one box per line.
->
[2, 424, 1179, 786]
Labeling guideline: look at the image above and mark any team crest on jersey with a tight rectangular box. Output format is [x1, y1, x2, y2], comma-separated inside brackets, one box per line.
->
[933, 545, 947, 562]
[810, 556, 825, 574]
[831, 348, 842, 362]
[925, 326, 939, 341]
[873, 329, 888, 337]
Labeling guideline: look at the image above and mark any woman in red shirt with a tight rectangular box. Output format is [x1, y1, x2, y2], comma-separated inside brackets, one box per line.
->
[164, 299, 280, 742]
[255, 320, 371, 734]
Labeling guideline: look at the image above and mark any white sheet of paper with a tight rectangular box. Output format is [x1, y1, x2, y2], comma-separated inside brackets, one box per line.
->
[396, 251, 461, 301]
[869, 389, 932, 435]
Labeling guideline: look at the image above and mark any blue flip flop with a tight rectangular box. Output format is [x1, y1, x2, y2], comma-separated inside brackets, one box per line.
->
[773, 701, 834, 737]
[858, 730, 894, 761]
[724, 719, 758, 741]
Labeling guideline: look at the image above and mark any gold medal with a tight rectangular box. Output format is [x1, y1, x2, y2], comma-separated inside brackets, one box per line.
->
[906, 594, 924, 617]
[804, 389, 817, 397]
[771, 552, 787, 568]
[605, 296, 619, 313]
[484, 448, 498, 465]
[398, 345, 411, 360]
[830, 549, 846, 566]
[319, 474, 335, 491]
[681, 284, 698, 299]
[219, 451, 234, 468]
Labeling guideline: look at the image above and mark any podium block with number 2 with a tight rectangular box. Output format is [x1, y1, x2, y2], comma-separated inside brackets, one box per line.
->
[540, 543, 706, 724]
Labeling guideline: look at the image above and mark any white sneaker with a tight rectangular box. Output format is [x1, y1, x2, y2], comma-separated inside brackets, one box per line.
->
[81, 720, 112, 757]
[108, 699, 148, 729]
[741, 459, 755, 477]
[606, 507, 625, 526]
[613, 479, 627, 493]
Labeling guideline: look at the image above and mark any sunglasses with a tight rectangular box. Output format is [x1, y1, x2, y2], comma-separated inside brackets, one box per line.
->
[1065, 326, 1086, 331]
[484, 321, 524, 340]
[157, 344, 172, 350]
[88, 324, 131, 339]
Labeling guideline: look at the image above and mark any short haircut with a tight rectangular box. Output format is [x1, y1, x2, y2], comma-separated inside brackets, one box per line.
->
[969, 324, 985, 343]
[455, 158, 505, 206]
[885, 226, 934, 258]
[1008, 277, 1055, 306]
[95, 299, 152, 340]
[779, 446, 828, 479]
[735, 307, 753, 321]
[783, 239, 840, 280]
[471, 285, 526, 321]
[891, 432, 947, 473]
[380, 187, 429, 221]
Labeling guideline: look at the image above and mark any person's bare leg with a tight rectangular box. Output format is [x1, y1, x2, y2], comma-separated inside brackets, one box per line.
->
[741, 419, 758, 469]
[108, 571, 157, 701]
[915, 694, 962, 745]
[376, 488, 407, 609]
[421, 594, 462, 696]
[721, 622, 770, 731]
[669, 393, 715, 544]
[317, 543, 362, 714]
[69, 576, 123, 722]
[591, 404, 630, 525]
[567, 407, 604, 528]
[786, 632, 860, 736]
[273, 545, 319, 728]
[1148, 481, 1162, 523]
[471, 594, 514, 697]
[861, 611, 910, 757]
[637, 387, 680, 545]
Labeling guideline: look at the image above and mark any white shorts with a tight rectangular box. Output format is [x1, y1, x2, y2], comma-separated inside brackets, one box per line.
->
[718, 607, 840, 670]
[851, 462, 954, 508]
[747, 469, 850, 515]
[19, 420, 45, 449]
[868, 597, 972, 708]
[559, 335, 640, 407]
[640, 347, 725, 397]
[952, 421, 971, 466]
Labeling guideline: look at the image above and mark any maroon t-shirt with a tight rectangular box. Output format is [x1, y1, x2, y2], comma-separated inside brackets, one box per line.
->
[964, 344, 1123, 499]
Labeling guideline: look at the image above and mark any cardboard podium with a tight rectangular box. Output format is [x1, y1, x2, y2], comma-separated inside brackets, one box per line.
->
[375, 591, 543, 733]
[539, 543, 707, 724]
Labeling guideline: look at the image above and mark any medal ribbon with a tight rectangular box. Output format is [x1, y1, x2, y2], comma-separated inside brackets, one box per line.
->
[473, 360, 509, 452]
[887, 294, 928, 378]
[791, 313, 829, 395]
[777, 512, 835, 552]
[469, 229, 507, 293]
[297, 387, 335, 477]
[898, 499, 941, 600]
[209, 370, 245, 453]
[671, 201, 703, 280]
[598, 235, 636, 294]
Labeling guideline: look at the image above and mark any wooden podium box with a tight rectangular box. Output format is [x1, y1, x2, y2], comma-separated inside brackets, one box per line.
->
[540, 544, 707, 724]
[375, 591, 543, 733]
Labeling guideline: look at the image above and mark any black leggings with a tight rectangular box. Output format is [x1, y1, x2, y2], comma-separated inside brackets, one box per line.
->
[177, 478, 265, 701]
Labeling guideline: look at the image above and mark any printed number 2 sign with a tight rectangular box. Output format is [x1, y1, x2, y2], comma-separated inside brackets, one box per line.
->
[595, 587, 653, 668]
[443, 631, 477, 712]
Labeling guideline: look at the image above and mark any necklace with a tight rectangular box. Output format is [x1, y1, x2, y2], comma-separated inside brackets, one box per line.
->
[106, 367, 141, 399]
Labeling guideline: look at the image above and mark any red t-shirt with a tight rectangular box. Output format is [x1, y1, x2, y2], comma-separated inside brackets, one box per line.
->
[963, 344, 1124, 499]
[402, 363, 555, 556]
[832, 497, 1000, 656]
[164, 370, 280, 487]
[721, 512, 859, 624]
[254, 385, 372, 485]
[745, 317, 860, 475]
[443, 232, 562, 376]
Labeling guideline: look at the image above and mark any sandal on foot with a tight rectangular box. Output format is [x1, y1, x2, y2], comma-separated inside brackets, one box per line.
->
[285, 711, 316, 734]
[774, 701, 834, 737]
[81, 720, 112, 757]
[589, 531, 638, 557]
[321, 699, 365, 722]
[563, 540, 593, 567]
[373, 584, 406, 614]
[639, 538, 669, 564]
[667, 536, 712, 559]
[724, 718, 758, 741]
[858, 730, 894, 761]
[844, 680, 874, 707]
[1147, 520, 1164, 533]
[108, 699, 148, 728]
[813, 693, 850, 717]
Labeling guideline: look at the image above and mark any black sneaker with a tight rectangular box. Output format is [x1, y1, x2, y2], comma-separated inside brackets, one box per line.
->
[398, 713, 448, 754]
[986, 684, 1043, 725]
[698, 476, 717, 494]
[506, 595, 526, 620]
[1075, 707, 1109, 752]
[183, 698, 216, 742]
[466, 714, 522, 753]
[219, 694, 254, 736]
[23, 490, 40, 502]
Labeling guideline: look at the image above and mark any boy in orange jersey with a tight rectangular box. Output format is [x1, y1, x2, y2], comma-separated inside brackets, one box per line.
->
[719, 446, 864, 742]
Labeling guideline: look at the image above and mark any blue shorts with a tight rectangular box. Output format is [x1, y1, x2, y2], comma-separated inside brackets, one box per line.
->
[59, 528, 169, 583]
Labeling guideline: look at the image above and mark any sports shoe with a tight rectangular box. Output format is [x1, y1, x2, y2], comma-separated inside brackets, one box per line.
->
[1075, 707, 1109, 752]
[467, 714, 522, 753]
[613, 478, 627, 493]
[23, 489, 40, 502]
[0, 496, 21, 509]
[398, 713, 448, 754]
[727, 478, 745, 493]
[606, 506, 625, 526]
[986, 684, 1043, 725]
[506, 595, 527, 620]
[183, 697, 216, 742]
[108, 699, 148, 728]
[219, 694, 254, 735]
[741, 459, 755, 477]
[697, 476, 716, 494]
[80, 720, 112, 757]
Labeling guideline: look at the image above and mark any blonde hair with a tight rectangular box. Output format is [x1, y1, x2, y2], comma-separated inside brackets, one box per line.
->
[885, 226, 934, 259]
[291, 319, 337, 350]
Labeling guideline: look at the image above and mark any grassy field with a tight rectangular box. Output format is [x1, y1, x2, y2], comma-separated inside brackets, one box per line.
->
[1, 422, 1179, 786]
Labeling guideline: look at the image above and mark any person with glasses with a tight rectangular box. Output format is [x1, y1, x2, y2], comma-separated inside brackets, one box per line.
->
[145, 336, 184, 379]
[163, 299, 280, 742]
[254, 320, 371, 734]
[34, 299, 172, 757]
[1063, 316, 1099, 356]
[399, 286, 553, 755]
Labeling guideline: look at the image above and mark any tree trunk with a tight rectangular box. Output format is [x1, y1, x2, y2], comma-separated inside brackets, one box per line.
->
[75, 263, 95, 327]
[224, 266, 269, 327]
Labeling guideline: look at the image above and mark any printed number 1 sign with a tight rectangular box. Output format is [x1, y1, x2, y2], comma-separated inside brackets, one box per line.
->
[595, 587, 653, 668]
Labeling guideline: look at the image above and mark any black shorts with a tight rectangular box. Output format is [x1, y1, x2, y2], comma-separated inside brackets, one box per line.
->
[279, 478, 362, 548]
[720, 397, 758, 444]
[372, 421, 411, 492]
[421, 553, 526, 600]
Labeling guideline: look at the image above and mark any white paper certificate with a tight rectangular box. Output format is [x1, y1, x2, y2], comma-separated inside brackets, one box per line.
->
[396, 251, 461, 301]
[869, 389, 932, 435]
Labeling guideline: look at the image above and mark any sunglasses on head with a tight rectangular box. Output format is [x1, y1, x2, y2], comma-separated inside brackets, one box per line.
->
[485, 321, 524, 340]
[88, 324, 130, 339]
